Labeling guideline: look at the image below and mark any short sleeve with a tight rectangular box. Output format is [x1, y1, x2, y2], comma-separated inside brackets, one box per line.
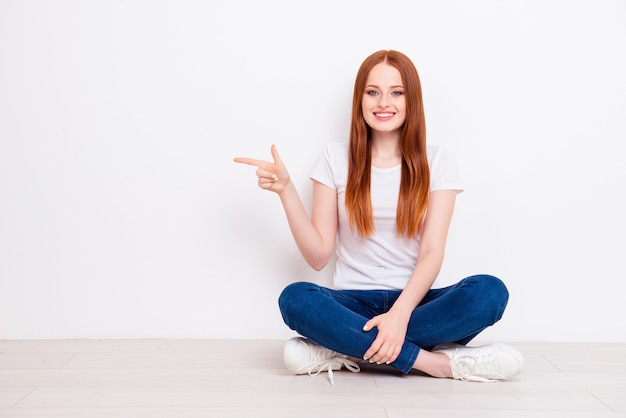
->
[428, 145, 464, 193]
[310, 142, 349, 190]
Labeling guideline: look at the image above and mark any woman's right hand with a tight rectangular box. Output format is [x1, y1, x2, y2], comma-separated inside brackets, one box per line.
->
[234, 144, 290, 194]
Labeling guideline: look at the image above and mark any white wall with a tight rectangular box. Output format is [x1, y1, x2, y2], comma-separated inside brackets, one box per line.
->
[1, 0, 625, 342]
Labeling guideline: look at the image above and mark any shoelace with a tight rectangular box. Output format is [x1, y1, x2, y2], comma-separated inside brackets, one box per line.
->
[305, 357, 361, 385]
[451, 351, 505, 382]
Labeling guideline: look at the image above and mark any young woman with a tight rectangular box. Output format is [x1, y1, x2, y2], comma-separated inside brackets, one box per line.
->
[234, 50, 523, 385]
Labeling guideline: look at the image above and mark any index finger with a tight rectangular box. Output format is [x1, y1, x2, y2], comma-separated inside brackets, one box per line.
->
[233, 157, 265, 167]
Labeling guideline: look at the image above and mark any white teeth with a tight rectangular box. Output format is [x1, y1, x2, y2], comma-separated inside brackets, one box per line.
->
[376, 113, 393, 117]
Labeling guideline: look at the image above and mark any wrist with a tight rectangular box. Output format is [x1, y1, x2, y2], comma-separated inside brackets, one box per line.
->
[389, 304, 413, 322]
[277, 179, 295, 197]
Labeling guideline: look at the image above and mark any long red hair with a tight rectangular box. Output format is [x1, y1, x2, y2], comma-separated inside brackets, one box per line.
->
[345, 50, 429, 239]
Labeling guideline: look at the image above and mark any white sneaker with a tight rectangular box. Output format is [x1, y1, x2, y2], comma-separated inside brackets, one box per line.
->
[433, 342, 524, 382]
[283, 337, 360, 385]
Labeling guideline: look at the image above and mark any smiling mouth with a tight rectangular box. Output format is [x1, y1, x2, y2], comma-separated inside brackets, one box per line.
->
[374, 112, 395, 118]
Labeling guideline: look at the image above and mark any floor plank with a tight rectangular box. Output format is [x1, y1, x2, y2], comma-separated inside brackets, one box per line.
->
[0, 340, 624, 416]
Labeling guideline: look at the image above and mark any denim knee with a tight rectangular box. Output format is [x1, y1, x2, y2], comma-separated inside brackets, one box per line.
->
[468, 274, 509, 322]
[278, 281, 318, 328]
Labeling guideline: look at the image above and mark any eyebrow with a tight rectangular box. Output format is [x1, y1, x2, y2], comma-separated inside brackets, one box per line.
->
[365, 84, 405, 89]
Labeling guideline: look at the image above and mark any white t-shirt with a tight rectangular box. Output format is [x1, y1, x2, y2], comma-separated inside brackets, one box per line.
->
[310, 142, 463, 290]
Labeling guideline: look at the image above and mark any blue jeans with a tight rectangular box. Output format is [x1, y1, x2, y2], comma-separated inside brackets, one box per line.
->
[278, 274, 509, 374]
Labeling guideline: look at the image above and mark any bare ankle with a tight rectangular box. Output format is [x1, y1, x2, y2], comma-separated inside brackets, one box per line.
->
[412, 350, 453, 378]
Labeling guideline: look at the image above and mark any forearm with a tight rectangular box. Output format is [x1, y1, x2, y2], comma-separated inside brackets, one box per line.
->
[391, 190, 456, 319]
[390, 249, 444, 319]
[234, 146, 335, 270]
[278, 182, 332, 270]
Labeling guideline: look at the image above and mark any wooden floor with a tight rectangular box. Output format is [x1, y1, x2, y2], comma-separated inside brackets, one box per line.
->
[0, 339, 625, 417]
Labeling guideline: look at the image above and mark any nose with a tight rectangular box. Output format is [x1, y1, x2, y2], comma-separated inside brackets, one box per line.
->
[378, 95, 389, 108]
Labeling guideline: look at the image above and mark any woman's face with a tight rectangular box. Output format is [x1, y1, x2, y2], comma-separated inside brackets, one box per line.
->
[361, 62, 406, 134]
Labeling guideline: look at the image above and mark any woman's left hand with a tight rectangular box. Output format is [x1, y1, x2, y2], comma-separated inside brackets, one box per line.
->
[362, 310, 409, 365]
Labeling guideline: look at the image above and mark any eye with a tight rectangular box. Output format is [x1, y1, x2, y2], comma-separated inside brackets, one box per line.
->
[391, 90, 404, 96]
[365, 89, 379, 96]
